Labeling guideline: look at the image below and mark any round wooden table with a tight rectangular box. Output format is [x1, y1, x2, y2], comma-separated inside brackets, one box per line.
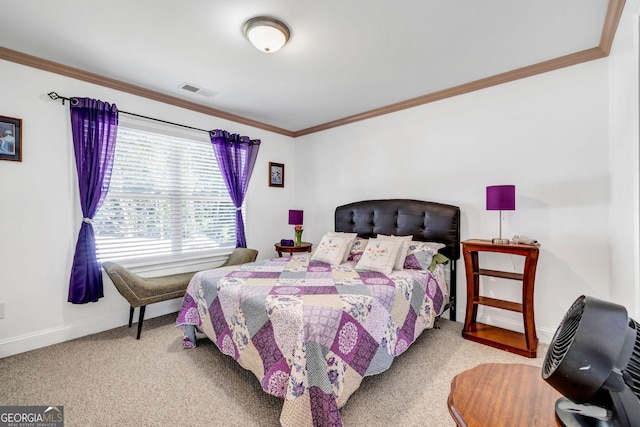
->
[448, 363, 562, 426]
[274, 242, 312, 257]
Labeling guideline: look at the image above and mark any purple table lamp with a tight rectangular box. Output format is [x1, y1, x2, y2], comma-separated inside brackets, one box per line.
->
[288, 209, 304, 246]
[288, 209, 303, 226]
[486, 185, 515, 244]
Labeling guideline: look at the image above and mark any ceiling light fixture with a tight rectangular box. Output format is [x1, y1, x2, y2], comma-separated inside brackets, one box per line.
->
[243, 16, 290, 53]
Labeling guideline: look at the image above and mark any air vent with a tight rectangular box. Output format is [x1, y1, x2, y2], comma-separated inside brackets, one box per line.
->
[179, 83, 216, 98]
[181, 84, 199, 92]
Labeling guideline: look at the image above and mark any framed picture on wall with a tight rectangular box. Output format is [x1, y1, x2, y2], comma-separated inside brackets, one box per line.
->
[0, 116, 22, 162]
[269, 162, 284, 187]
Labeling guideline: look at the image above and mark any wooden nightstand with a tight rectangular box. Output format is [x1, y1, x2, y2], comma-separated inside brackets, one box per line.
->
[274, 242, 312, 257]
[461, 239, 540, 358]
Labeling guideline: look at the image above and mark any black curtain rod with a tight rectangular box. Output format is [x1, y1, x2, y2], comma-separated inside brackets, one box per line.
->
[47, 91, 210, 133]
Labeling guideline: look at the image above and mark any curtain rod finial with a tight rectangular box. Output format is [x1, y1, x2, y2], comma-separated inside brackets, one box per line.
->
[48, 91, 66, 105]
[48, 91, 76, 106]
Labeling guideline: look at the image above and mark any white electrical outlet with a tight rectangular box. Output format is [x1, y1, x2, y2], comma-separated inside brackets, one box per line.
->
[0, 302, 4, 319]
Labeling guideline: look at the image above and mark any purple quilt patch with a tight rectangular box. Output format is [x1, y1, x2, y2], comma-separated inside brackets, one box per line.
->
[263, 358, 291, 399]
[330, 314, 361, 363]
[403, 254, 423, 270]
[347, 252, 363, 262]
[395, 334, 410, 355]
[358, 271, 393, 286]
[396, 307, 417, 355]
[304, 286, 338, 295]
[400, 306, 417, 340]
[306, 270, 332, 279]
[309, 386, 343, 427]
[183, 336, 196, 348]
[176, 292, 198, 326]
[216, 329, 238, 359]
[426, 274, 444, 312]
[347, 329, 379, 376]
[252, 320, 284, 374]
[271, 286, 303, 296]
[330, 312, 378, 375]
[308, 261, 332, 271]
[303, 306, 342, 348]
[209, 297, 227, 338]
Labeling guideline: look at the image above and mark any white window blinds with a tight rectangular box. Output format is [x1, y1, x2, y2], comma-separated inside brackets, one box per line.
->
[93, 118, 238, 264]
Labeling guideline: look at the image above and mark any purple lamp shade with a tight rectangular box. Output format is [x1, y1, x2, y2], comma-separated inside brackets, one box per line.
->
[486, 185, 516, 211]
[288, 209, 304, 225]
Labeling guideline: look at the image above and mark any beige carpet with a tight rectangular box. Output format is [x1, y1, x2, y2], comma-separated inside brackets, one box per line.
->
[0, 314, 547, 426]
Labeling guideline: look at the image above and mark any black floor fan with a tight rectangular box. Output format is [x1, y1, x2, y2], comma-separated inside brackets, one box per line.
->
[542, 295, 640, 427]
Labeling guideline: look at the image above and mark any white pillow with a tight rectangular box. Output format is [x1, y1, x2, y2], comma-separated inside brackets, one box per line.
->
[377, 234, 412, 270]
[327, 231, 358, 262]
[355, 238, 403, 275]
[311, 234, 350, 266]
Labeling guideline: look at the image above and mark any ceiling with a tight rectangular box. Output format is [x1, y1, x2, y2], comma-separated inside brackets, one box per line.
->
[0, 0, 624, 136]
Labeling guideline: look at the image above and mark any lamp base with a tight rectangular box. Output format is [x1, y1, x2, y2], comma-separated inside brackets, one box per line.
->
[492, 238, 510, 244]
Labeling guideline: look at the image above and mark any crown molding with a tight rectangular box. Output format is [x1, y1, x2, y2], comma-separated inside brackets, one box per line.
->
[0, 46, 294, 137]
[0, 0, 626, 138]
[294, 0, 625, 137]
[293, 47, 607, 137]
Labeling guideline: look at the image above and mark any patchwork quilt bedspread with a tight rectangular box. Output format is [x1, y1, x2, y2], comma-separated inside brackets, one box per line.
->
[176, 253, 447, 427]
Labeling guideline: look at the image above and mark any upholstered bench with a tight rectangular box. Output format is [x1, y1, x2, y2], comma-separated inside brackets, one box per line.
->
[102, 248, 258, 339]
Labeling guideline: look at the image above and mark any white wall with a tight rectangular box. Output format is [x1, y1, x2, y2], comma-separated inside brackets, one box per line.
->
[0, 59, 296, 357]
[609, 0, 640, 320]
[294, 58, 615, 343]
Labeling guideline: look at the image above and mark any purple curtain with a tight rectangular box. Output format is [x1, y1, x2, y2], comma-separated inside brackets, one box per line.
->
[209, 129, 261, 248]
[68, 98, 118, 304]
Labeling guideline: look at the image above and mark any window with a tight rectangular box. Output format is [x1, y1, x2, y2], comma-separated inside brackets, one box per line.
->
[93, 117, 238, 265]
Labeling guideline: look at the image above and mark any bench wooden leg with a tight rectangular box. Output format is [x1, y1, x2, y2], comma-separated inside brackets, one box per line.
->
[128, 306, 135, 328]
[136, 305, 146, 339]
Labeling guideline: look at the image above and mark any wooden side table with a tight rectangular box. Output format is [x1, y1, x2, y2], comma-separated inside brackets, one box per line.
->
[274, 242, 312, 257]
[461, 239, 540, 357]
[448, 363, 561, 426]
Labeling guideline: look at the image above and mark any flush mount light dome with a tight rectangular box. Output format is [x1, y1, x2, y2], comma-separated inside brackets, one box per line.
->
[243, 16, 290, 53]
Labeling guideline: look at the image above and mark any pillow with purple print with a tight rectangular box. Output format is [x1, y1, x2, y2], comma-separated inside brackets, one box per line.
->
[311, 234, 350, 266]
[403, 241, 446, 271]
[327, 231, 358, 261]
[347, 237, 368, 262]
[377, 234, 412, 270]
[355, 238, 403, 275]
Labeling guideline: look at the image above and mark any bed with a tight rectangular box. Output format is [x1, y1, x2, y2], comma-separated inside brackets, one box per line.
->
[176, 199, 460, 426]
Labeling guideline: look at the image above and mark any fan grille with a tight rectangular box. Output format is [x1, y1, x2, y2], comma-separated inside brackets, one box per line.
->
[542, 296, 585, 378]
[627, 319, 640, 399]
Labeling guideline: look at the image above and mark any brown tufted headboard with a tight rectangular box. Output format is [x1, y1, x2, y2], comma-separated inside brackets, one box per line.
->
[335, 199, 460, 320]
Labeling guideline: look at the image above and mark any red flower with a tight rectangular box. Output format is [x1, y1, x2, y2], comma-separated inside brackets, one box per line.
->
[294, 225, 303, 232]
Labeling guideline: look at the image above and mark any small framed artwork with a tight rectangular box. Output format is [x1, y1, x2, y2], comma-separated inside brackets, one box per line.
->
[0, 116, 22, 162]
[269, 162, 285, 188]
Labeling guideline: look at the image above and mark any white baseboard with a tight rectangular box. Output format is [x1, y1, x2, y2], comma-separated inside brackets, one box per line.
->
[0, 300, 181, 358]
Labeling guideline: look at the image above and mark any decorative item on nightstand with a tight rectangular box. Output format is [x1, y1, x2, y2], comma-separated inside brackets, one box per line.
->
[288, 209, 303, 246]
[486, 185, 515, 244]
